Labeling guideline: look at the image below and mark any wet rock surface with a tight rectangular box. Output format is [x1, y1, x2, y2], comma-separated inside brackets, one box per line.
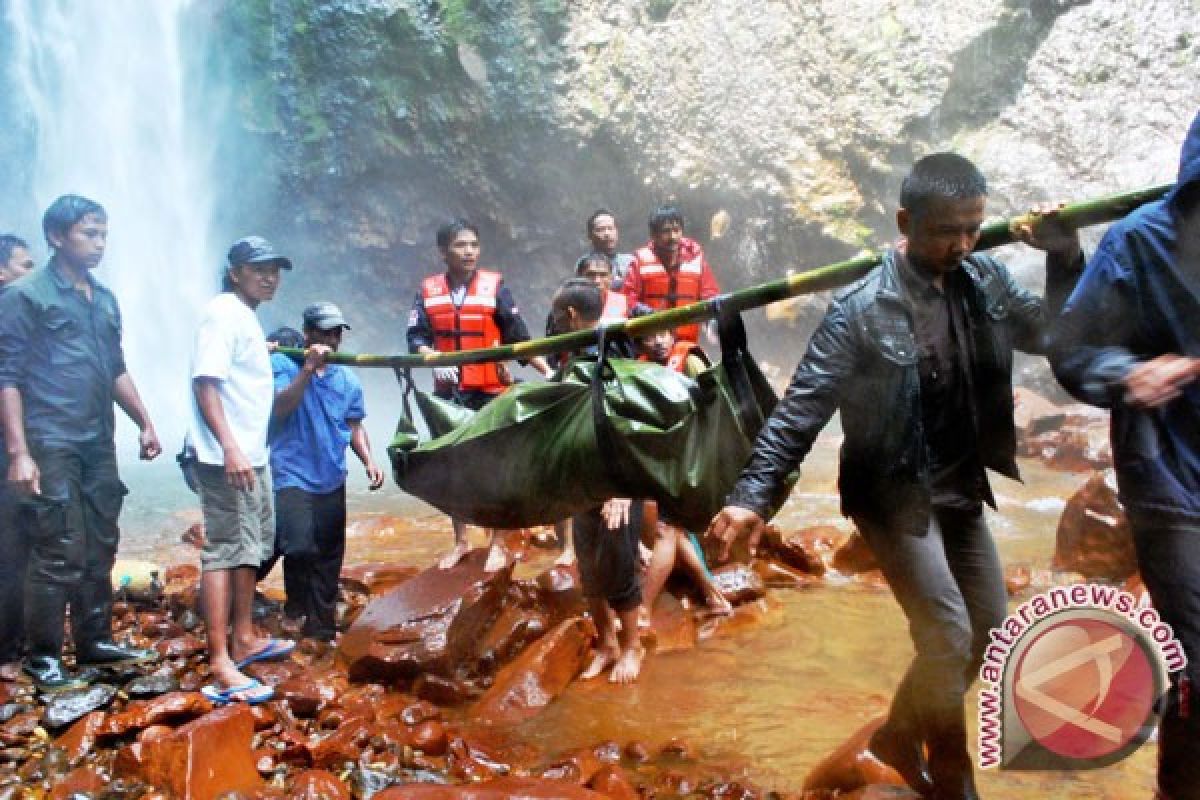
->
[1053, 469, 1136, 581]
[43, 684, 118, 731]
[340, 549, 511, 683]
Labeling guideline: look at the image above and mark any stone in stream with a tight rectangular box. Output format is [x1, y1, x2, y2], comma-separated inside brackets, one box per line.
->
[832, 532, 878, 575]
[339, 549, 511, 683]
[709, 564, 766, 605]
[42, 683, 117, 730]
[760, 526, 832, 575]
[471, 617, 593, 726]
[803, 716, 909, 793]
[291, 768, 353, 800]
[124, 672, 180, 699]
[115, 704, 263, 799]
[1053, 469, 1137, 581]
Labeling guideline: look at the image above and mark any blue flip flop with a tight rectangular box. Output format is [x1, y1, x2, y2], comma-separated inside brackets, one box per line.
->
[234, 638, 295, 669]
[201, 679, 274, 706]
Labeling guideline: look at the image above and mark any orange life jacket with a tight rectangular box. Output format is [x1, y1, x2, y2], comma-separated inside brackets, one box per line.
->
[631, 245, 706, 342]
[421, 269, 506, 394]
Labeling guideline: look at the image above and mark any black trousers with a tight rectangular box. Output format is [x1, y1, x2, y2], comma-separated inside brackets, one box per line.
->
[274, 486, 346, 641]
[24, 440, 126, 656]
[0, 478, 32, 663]
[1130, 518, 1200, 800]
[854, 506, 1008, 766]
[573, 501, 644, 613]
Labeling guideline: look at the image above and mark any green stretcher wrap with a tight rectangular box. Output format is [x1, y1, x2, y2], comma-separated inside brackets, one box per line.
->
[387, 307, 779, 531]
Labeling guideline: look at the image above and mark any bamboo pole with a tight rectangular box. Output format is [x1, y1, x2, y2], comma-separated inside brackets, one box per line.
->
[279, 183, 1173, 369]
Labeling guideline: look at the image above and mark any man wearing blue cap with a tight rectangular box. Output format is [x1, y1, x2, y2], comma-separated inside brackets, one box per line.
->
[267, 302, 384, 643]
[189, 235, 296, 705]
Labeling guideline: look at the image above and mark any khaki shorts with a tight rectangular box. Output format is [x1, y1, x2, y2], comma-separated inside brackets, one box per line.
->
[195, 464, 275, 571]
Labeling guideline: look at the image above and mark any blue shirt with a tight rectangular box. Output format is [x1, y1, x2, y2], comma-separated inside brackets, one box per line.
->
[268, 353, 366, 493]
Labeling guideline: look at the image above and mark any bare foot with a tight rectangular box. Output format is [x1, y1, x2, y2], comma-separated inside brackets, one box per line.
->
[609, 643, 645, 684]
[438, 541, 470, 570]
[580, 646, 618, 680]
[209, 655, 254, 693]
[703, 588, 734, 617]
[483, 543, 510, 573]
[553, 547, 576, 568]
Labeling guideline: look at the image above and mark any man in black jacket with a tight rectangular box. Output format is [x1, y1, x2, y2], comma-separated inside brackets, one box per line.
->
[707, 154, 1082, 799]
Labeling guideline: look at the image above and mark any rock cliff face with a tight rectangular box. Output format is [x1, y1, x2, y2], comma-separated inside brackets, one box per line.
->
[205, 1, 1200, 352]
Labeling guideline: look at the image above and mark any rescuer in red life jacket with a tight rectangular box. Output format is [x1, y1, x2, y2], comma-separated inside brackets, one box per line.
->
[407, 219, 553, 572]
[623, 205, 720, 344]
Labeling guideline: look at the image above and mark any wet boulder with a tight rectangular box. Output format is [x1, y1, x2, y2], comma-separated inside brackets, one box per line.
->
[471, 617, 593, 726]
[56, 711, 110, 765]
[1014, 389, 1111, 471]
[117, 704, 263, 800]
[709, 564, 766, 605]
[832, 532, 878, 575]
[124, 672, 180, 699]
[291, 768, 353, 800]
[760, 526, 833, 575]
[48, 765, 107, 799]
[340, 549, 511, 683]
[103, 691, 214, 737]
[477, 605, 549, 669]
[43, 684, 117, 730]
[588, 764, 639, 800]
[753, 558, 822, 590]
[340, 564, 420, 596]
[532, 565, 586, 625]
[1053, 470, 1136, 581]
[803, 717, 908, 793]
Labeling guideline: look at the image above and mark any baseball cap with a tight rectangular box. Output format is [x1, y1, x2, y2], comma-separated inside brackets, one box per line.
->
[226, 236, 293, 270]
[303, 301, 350, 331]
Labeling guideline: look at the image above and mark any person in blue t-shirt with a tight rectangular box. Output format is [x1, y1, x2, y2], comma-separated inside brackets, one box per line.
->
[268, 302, 384, 642]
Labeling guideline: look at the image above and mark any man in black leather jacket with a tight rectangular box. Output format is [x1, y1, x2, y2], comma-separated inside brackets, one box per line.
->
[707, 154, 1082, 800]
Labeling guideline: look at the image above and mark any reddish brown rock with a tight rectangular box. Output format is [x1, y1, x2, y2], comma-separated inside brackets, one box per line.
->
[118, 704, 263, 800]
[802, 717, 907, 793]
[399, 700, 441, 726]
[539, 746, 603, 785]
[761, 526, 832, 575]
[155, 634, 206, 659]
[165, 562, 201, 584]
[49, 765, 106, 800]
[588, 764, 639, 800]
[373, 777, 609, 799]
[56, 711, 109, 765]
[533, 565, 587, 624]
[414, 673, 475, 706]
[411, 719, 449, 755]
[832, 532, 877, 575]
[838, 786, 923, 799]
[340, 564, 420, 596]
[477, 605, 549, 668]
[309, 715, 373, 769]
[471, 617, 592, 725]
[1053, 470, 1136, 581]
[104, 692, 214, 737]
[274, 675, 326, 718]
[753, 558, 822, 590]
[709, 564, 766, 605]
[291, 769, 352, 800]
[1004, 564, 1032, 596]
[0, 710, 39, 744]
[340, 549, 511, 682]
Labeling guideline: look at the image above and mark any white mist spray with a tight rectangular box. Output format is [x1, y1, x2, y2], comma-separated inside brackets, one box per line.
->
[8, 0, 221, 451]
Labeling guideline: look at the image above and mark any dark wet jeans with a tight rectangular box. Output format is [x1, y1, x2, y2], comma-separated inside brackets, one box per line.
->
[274, 486, 346, 641]
[1130, 517, 1200, 800]
[573, 501, 644, 613]
[0, 479, 32, 663]
[24, 440, 126, 655]
[854, 506, 1008, 768]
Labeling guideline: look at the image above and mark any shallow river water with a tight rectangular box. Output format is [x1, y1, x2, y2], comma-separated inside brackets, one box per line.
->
[115, 431, 1156, 798]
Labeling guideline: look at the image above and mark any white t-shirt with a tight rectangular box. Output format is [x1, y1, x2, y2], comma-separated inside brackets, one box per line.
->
[188, 292, 273, 467]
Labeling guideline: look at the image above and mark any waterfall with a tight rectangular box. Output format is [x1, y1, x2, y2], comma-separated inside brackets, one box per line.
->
[7, 0, 221, 452]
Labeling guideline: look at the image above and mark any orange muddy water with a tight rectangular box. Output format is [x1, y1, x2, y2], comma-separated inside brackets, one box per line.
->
[117, 431, 1156, 798]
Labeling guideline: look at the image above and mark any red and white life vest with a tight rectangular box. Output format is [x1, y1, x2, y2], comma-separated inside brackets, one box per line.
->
[630, 245, 706, 342]
[640, 341, 707, 375]
[421, 269, 505, 394]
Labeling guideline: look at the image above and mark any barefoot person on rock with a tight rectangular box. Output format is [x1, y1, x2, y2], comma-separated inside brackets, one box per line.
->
[189, 237, 298, 705]
[707, 154, 1084, 799]
[0, 197, 162, 692]
[406, 219, 553, 572]
[551, 278, 648, 684]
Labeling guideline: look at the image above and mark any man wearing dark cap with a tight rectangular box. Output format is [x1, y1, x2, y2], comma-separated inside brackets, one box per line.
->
[0, 195, 162, 691]
[267, 302, 384, 643]
[188, 235, 295, 705]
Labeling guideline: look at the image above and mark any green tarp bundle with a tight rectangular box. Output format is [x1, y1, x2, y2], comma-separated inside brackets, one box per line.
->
[388, 310, 778, 530]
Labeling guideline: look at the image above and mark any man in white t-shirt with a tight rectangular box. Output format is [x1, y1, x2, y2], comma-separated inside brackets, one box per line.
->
[189, 236, 300, 705]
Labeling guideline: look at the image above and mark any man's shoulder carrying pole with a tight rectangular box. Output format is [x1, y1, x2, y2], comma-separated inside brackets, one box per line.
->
[277, 184, 1172, 370]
